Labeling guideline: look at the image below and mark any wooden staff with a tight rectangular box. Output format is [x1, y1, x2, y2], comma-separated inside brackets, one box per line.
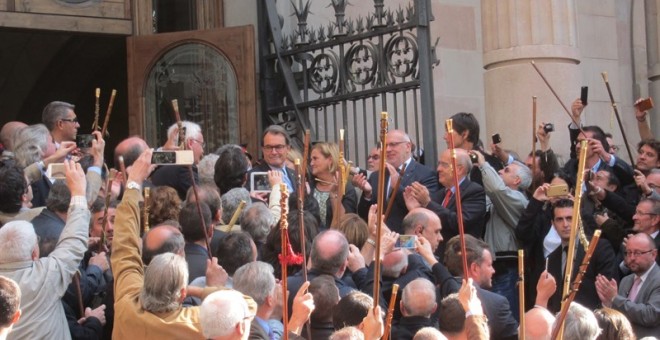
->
[295, 159, 308, 282]
[530, 61, 585, 135]
[279, 183, 290, 340]
[518, 249, 525, 339]
[226, 200, 246, 230]
[100, 165, 113, 247]
[118, 156, 127, 187]
[446, 119, 470, 278]
[302, 129, 311, 191]
[551, 231, 602, 340]
[189, 166, 212, 260]
[171, 99, 186, 149]
[143, 187, 151, 234]
[382, 283, 399, 340]
[101, 89, 117, 137]
[383, 163, 407, 221]
[73, 271, 84, 318]
[91, 88, 101, 132]
[532, 96, 537, 187]
[332, 129, 348, 228]
[601, 72, 635, 166]
[556, 140, 588, 339]
[373, 112, 389, 310]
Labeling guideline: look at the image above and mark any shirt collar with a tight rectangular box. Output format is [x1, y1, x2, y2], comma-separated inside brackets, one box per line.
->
[638, 262, 656, 283]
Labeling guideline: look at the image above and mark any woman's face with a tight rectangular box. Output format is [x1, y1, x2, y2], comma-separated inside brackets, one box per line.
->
[310, 148, 332, 177]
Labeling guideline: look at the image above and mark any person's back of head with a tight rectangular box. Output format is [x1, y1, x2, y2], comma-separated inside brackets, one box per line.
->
[200, 290, 251, 340]
[215, 231, 256, 277]
[141, 224, 185, 265]
[12, 124, 50, 168]
[0, 161, 28, 214]
[329, 326, 364, 340]
[311, 229, 349, 277]
[46, 180, 71, 214]
[444, 234, 487, 277]
[381, 249, 408, 279]
[213, 144, 248, 194]
[140, 252, 188, 313]
[148, 186, 182, 227]
[185, 183, 222, 223]
[524, 307, 555, 340]
[0, 276, 21, 335]
[113, 136, 148, 168]
[0, 121, 27, 152]
[232, 261, 275, 307]
[594, 307, 635, 340]
[564, 302, 600, 340]
[438, 293, 465, 338]
[240, 202, 273, 244]
[178, 201, 212, 243]
[309, 274, 340, 324]
[401, 278, 436, 318]
[197, 153, 219, 185]
[335, 213, 369, 248]
[413, 327, 448, 340]
[221, 187, 251, 225]
[0, 221, 38, 263]
[332, 291, 372, 330]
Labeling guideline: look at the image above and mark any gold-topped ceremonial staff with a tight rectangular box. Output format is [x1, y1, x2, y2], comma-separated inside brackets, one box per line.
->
[518, 250, 526, 339]
[101, 89, 116, 137]
[294, 159, 308, 283]
[332, 129, 349, 228]
[226, 200, 246, 231]
[373, 112, 389, 310]
[601, 72, 635, 166]
[118, 156, 127, 187]
[143, 187, 151, 234]
[171, 99, 186, 149]
[382, 283, 399, 340]
[279, 184, 290, 340]
[446, 119, 469, 278]
[91, 88, 101, 132]
[530, 61, 585, 135]
[551, 231, 602, 340]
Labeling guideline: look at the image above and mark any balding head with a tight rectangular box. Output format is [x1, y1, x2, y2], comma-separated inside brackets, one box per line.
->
[382, 250, 408, 278]
[114, 136, 149, 168]
[310, 230, 349, 277]
[401, 278, 437, 317]
[524, 307, 555, 340]
[437, 148, 471, 188]
[0, 121, 27, 151]
[141, 225, 185, 265]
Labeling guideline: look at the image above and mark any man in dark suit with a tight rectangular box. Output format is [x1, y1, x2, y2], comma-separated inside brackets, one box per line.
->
[440, 234, 519, 340]
[596, 233, 660, 338]
[404, 148, 486, 261]
[179, 201, 213, 283]
[247, 125, 297, 194]
[233, 261, 313, 340]
[355, 129, 439, 233]
[150, 121, 204, 200]
[391, 278, 437, 340]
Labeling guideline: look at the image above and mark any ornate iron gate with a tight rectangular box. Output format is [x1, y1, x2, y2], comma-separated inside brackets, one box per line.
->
[258, 0, 438, 168]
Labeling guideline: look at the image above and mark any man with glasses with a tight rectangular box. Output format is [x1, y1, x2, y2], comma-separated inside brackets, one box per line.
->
[631, 199, 660, 266]
[247, 125, 296, 194]
[42, 101, 79, 147]
[596, 233, 659, 337]
[355, 129, 439, 233]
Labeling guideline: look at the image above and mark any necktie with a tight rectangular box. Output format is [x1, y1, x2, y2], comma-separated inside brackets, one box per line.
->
[561, 246, 568, 275]
[442, 190, 452, 208]
[628, 276, 642, 302]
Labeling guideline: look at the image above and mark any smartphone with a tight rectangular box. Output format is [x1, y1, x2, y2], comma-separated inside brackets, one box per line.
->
[76, 134, 95, 148]
[635, 97, 654, 112]
[469, 153, 478, 164]
[395, 235, 417, 249]
[250, 172, 271, 193]
[546, 184, 569, 197]
[151, 150, 194, 165]
[46, 163, 66, 180]
[580, 86, 588, 106]
[492, 133, 501, 144]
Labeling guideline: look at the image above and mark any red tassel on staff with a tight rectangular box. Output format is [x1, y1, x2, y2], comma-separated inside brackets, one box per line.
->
[445, 119, 469, 278]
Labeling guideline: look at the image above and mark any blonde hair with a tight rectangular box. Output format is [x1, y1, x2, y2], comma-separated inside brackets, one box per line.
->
[312, 142, 340, 173]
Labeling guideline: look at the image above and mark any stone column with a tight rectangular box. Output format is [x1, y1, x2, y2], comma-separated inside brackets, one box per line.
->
[646, 0, 660, 136]
[482, 0, 581, 158]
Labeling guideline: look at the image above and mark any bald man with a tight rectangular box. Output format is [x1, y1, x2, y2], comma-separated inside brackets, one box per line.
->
[141, 224, 185, 266]
[524, 307, 555, 340]
[114, 136, 149, 169]
[392, 278, 437, 339]
[0, 121, 27, 159]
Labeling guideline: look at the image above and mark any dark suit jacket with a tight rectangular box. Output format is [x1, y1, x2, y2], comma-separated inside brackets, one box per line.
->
[427, 179, 486, 261]
[357, 159, 439, 233]
[32, 208, 66, 257]
[184, 242, 208, 283]
[612, 264, 660, 338]
[391, 316, 434, 340]
[149, 165, 198, 200]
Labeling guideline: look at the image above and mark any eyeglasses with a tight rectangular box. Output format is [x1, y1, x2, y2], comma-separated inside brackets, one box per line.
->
[60, 118, 78, 123]
[624, 250, 655, 257]
[191, 139, 206, 148]
[634, 210, 657, 216]
[367, 154, 380, 160]
[263, 144, 287, 152]
[385, 141, 408, 148]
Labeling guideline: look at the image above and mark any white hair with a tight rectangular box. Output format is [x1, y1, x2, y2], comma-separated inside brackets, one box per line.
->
[140, 253, 188, 313]
[0, 220, 38, 263]
[198, 153, 219, 183]
[563, 302, 601, 340]
[167, 121, 202, 141]
[200, 290, 249, 338]
[413, 327, 448, 340]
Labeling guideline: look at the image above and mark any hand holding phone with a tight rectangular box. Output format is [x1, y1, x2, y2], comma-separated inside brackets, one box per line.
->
[580, 86, 588, 106]
[492, 133, 501, 145]
[395, 235, 417, 249]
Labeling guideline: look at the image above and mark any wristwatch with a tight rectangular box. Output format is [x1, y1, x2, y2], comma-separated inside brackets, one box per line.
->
[126, 181, 141, 191]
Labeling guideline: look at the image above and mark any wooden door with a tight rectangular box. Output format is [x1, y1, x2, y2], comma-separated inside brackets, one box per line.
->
[127, 26, 256, 154]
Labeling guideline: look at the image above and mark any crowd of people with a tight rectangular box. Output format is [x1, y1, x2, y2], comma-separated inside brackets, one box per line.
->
[0, 97, 658, 340]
